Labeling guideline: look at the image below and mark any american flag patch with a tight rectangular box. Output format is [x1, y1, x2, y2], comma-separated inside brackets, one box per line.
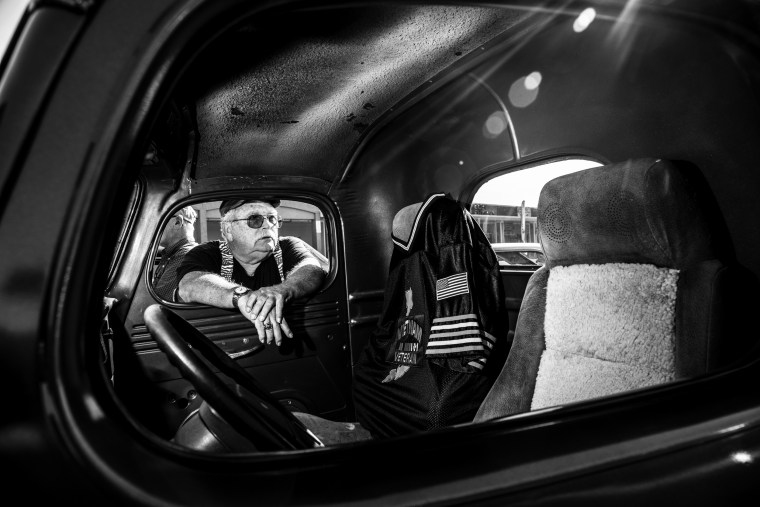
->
[436, 272, 469, 300]
[426, 314, 495, 358]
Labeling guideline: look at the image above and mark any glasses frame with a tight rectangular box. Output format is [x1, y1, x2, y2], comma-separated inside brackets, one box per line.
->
[227, 214, 283, 229]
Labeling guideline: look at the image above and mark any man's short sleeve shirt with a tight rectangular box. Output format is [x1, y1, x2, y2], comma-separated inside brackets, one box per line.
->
[176, 237, 320, 290]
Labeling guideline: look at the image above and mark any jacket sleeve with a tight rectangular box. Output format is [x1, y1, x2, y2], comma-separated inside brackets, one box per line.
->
[468, 218, 511, 378]
[427, 207, 510, 374]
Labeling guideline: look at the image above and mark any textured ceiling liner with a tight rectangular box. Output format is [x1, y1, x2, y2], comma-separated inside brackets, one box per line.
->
[191, 5, 525, 183]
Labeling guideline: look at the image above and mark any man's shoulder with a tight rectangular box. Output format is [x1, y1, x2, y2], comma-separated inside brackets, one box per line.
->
[177, 240, 200, 255]
[279, 236, 313, 256]
[172, 241, 198, 257]
[279, 237, 328, 272]
[188, 240, 220, 253]
[176, 240, 223, 282]
[180, 240, 222, 265]
[279, 236, 304, 248]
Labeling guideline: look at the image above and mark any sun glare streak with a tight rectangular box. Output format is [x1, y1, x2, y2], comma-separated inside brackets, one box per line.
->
[470, 10, 562, 84]
[719, 423, 746, 434]
[300, 7, 503, 180]
[604, 0, 643, 74]
[573, 8, 596, 33]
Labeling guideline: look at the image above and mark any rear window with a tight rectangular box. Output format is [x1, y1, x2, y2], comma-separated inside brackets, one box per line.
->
[472, 159, 602, 265]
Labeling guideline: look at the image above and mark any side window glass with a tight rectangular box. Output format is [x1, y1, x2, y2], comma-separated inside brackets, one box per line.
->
[151, 199, 329, 303]
[472, 159, 602, 268]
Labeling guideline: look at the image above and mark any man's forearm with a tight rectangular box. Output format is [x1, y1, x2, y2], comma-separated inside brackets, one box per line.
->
[177, 264, 325, 308]
[177, 272, 237, 307]
[278, 264, 326, 301]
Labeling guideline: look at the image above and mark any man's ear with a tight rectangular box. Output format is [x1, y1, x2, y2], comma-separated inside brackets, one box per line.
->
[220, 221, 233, 242]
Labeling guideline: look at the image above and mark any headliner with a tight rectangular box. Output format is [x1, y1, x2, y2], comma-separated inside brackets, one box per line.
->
[184, 4, 528, 184]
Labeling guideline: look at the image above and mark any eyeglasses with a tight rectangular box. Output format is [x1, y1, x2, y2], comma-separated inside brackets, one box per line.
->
[228, 214, 283, 229]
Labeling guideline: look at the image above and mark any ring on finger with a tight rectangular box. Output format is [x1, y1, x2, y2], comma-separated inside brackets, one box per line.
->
[263, 322, 273, 330]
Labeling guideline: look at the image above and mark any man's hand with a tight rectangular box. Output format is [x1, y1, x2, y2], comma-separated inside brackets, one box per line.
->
[243, 285, 291, 325]
[252, 313, 293, 346]
[236, 289, 293, 345]
[244, 264, 325, 325]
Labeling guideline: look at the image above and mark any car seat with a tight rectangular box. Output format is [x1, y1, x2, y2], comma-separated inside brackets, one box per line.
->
[353, 192, 510, 438]
[475, 158, 754, 420]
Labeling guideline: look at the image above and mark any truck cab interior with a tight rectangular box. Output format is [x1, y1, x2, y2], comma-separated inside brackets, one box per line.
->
[5, 0, 759, 503]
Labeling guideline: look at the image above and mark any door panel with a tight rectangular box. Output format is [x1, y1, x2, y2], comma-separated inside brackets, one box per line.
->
[119, 261, 351, 437]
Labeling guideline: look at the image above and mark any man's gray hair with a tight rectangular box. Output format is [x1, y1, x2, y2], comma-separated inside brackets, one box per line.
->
[175, 205, 197, 224]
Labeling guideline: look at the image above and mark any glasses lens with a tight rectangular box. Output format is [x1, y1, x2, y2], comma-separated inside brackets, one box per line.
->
[246, 215, 265, 228]
[246, 214, 282, 228]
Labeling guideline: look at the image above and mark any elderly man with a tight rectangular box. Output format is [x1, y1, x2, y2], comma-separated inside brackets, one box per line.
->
[154, 205, 199, 301]
[177, 198, 326, 345]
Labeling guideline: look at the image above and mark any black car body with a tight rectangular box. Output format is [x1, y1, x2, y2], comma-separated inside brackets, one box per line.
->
[2, 0, 760, 504]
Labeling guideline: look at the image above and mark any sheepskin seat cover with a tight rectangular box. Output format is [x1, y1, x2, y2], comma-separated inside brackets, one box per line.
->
[532, 263, 678, 409]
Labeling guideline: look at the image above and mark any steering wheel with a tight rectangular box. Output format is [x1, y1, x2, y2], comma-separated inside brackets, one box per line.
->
[143, 304, 323, 451]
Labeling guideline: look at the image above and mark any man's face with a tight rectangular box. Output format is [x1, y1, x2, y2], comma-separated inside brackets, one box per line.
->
[226, 201, 280, 263]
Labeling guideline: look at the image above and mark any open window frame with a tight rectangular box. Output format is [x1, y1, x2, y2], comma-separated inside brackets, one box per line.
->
[144, 196, 334, 308]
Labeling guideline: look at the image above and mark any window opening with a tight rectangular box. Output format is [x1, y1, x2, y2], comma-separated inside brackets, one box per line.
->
[472, 159, 602, 244]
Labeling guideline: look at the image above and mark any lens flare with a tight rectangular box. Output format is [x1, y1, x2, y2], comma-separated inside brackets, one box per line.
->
[524, 71, 542, 90]
[732, 452, 753, 464]
[573, 7, 596, 33]
[508, 73, 541, 108]
[484, 111, 508, 138]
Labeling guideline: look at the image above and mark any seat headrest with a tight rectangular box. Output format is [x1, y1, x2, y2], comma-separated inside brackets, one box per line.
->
[391, 193, 451, 250]
[538, 158, 716, 269]
[392, 202, 423, 246]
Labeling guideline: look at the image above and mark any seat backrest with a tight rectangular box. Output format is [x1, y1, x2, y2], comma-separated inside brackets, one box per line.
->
[474, 158, 744, 420]
[353, 193, 510, 437]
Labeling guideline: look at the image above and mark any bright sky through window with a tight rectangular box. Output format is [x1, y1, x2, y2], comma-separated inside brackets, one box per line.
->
[473, 159, 602, 208]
